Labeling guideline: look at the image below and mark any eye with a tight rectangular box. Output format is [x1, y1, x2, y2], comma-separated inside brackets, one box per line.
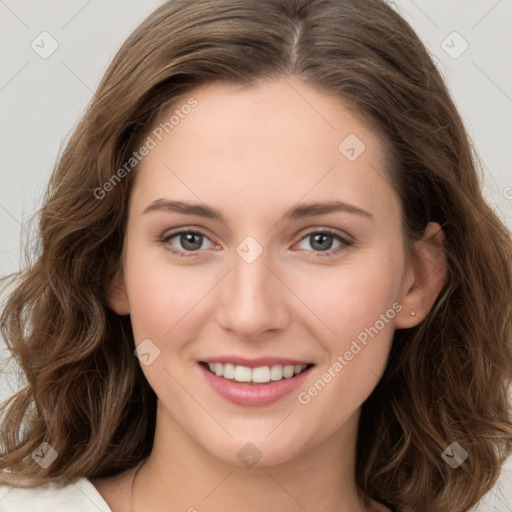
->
[294, 229, 353, 257]
[158, 227, 353, 259]
[159, 229, 218, 256]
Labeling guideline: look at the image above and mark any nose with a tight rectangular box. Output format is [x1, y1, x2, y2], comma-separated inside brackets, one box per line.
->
[215, 247, 290, 340]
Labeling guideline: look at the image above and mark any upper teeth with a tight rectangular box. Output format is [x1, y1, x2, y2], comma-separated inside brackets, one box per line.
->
[207, 362, 308, 383]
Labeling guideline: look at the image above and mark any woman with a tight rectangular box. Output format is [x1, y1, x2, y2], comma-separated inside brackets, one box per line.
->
[1, 1, 511, 511]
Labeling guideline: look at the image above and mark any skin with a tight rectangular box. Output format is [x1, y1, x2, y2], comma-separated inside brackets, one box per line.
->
[92, 76, 447, 512]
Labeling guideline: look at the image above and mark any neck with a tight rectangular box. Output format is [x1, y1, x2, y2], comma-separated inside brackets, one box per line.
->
[132, 400, 369, 512]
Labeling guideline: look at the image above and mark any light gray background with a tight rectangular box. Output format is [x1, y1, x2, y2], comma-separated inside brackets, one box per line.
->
[1, 1, 511, 509]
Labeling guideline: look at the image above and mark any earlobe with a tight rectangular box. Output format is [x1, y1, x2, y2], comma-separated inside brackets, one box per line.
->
[106, 268, 130, 315]
[395, 222, 447, 329]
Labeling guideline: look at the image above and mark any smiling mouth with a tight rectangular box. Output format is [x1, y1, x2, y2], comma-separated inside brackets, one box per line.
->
[199, 361, 315, 384]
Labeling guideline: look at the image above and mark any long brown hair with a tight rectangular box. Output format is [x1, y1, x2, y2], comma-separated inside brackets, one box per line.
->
[1, 1, 511, 510]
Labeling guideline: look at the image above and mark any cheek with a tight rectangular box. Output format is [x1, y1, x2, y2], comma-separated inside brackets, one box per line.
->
[122, 242, 218, 349]
[294, 252, 403, 343]
[292, 252, 403, 423]
[294, 293, 398, 436]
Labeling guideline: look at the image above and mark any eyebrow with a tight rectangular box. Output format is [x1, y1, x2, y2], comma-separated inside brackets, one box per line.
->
[142, 199, 374, 221]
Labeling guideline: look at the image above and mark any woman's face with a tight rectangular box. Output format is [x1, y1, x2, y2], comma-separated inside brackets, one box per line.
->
[109, 76, 421, 467]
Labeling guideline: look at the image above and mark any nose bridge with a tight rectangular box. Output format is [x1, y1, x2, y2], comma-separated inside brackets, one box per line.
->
[215, 238, 289, 337]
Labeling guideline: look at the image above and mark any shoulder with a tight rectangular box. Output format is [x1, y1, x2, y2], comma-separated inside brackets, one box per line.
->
[0, 477, 111, 512]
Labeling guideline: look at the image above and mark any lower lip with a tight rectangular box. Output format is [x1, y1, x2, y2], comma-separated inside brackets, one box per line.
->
[198, 363, 313, 407]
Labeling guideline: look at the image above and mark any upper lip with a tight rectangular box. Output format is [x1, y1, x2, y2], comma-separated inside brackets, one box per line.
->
[200, 356, 314, 368]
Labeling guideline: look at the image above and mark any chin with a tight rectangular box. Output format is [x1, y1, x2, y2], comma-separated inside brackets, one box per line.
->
[200, 430, 310, 469]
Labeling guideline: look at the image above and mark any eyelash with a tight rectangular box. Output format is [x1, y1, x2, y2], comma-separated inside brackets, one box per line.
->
[157, 228, 354, 259]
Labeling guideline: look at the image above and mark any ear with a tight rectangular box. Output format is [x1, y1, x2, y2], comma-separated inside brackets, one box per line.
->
[395, 222, 447, 329]
[106, 267, 130, 315]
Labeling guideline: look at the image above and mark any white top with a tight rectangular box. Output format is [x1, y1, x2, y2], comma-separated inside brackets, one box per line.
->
[0, 477, 112, 511]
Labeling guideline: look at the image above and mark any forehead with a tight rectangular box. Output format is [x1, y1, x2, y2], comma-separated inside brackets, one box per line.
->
[131, 77, 399, 223]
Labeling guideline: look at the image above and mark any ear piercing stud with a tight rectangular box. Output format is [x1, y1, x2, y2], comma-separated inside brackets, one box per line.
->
[410, 310, 416, 316]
